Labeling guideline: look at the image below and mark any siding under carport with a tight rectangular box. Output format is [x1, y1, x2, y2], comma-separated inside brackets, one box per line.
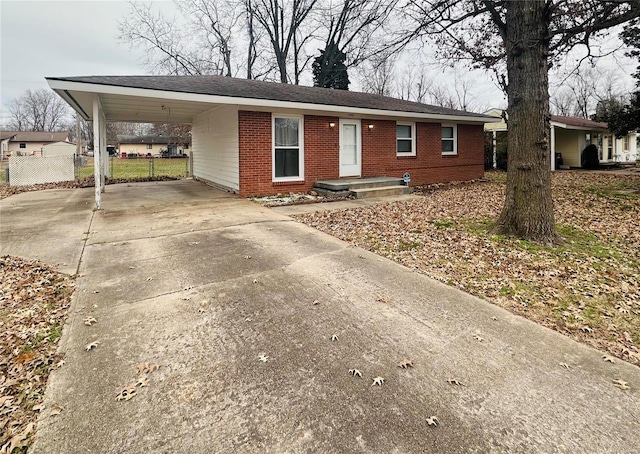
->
[192, 105, 240, 192]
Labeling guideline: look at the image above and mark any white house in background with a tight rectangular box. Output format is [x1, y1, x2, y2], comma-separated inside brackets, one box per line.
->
[42, 141, 77, 156]
[484, 109, 638, 169]
[0, 131, 72, 160]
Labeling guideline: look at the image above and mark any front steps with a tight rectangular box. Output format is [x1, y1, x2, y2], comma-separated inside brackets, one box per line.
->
[313, 177, 412, 199]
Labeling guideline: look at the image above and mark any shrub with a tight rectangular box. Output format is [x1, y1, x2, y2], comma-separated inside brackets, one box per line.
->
[581, 144, 599, 169]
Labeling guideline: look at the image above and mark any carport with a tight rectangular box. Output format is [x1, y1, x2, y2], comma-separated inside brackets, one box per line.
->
[47, 77, 227, 209]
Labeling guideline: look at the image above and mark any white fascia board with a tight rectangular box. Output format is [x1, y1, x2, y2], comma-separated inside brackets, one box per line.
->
[46, 79, 499, 124]
[550, 121, 607, 132]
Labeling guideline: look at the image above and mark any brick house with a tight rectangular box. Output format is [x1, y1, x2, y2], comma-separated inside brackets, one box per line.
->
[47, 75, 496, 202]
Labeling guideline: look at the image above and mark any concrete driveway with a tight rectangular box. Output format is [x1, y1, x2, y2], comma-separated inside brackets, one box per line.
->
[1, 180, 639, 453]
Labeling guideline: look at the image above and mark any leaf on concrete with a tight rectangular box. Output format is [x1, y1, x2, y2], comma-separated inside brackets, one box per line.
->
[136, 363, 160, 376]
[581, 326, 593, 333]
[372, 376, 385, 386]
[447, 378, 464, 386]
[377, 295, 392, 304]
[559, 363, 571, 370]
[612, 379, 629, 390]
[83, 316, 97, 326]
[116, 385, 137, 401]
[146, 277, 153, 281]
[49, 404, 64, 417]
[398, 359, 414, 369]
[331, 334, 339, 342]
[188, 241, 200, 245]
[426, 416, 439, 427]
[473, 334, 485, 342]
[602, 355, 615, 363]
[136, 376, 149, 388]
[84, 341, 99, 351]
[312, 299, 320, 305]
[258, 354, 269, 362]
[349, 369, 362, 378]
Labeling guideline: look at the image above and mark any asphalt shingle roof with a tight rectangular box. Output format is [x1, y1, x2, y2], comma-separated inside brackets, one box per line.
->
[47, 75, 491, 119]
[0, 131, 70, 142]
[550, 115, 608, 130]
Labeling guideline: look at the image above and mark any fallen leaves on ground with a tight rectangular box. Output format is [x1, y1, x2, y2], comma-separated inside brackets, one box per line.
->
[0, 256, 73, 452]
[296, 171, 640, 366]
[0, 176, 180, 200]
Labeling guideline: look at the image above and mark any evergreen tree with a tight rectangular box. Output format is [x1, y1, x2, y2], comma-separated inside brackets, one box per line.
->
[312, 42, 350, 90]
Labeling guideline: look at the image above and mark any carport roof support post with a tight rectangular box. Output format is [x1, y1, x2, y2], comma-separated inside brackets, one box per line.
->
[92, 97, 102, 209]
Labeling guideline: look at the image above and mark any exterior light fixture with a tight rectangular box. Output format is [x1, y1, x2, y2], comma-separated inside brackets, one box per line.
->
[368, 124, 374, 130]
[329, 122, 336, 128]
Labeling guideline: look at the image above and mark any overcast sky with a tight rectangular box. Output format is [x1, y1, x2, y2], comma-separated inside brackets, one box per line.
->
[0, 0, 170, 114]
[0, 0, 636, 125]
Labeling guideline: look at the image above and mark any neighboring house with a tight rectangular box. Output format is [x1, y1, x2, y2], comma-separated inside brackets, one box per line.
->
[117, 135, 191, 157]
[484, 109, 638, 169]
[0, 131, 72, 160]
[42, 141, 77, 156]
[47, 75, 498, 198]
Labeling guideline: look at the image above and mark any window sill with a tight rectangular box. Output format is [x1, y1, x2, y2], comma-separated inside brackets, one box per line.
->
[396, 154, 417, 159]
[273, 179, 305, 185]
[441, 152, 458, 157]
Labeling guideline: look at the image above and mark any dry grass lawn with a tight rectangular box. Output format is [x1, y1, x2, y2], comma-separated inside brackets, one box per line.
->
[296, 171, 640, 367]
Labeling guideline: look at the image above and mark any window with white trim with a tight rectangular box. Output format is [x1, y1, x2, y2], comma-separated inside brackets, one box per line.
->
[396, 122, 416, 156]
[441, 124, 457, 155]
[146, 143, 152, 149]
[273, 115, 304, 180]
[19, 143, 26, 149]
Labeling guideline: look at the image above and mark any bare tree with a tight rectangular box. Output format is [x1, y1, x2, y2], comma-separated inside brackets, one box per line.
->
[405, 0, 640, 244]
[318, 1, 396, 66]
[250, 0, 319, 83]
[4, 89, 71, 132]
[550, 88, 577, 116]
[395, 66, 432, 102]
[550, 65, 625, 117]
[178, 0, 242, 77]
[358, 52, 397, 95]
[119, 1, 227, 75]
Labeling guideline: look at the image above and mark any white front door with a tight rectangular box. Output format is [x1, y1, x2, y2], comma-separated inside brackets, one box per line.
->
[339, 119, 361, 177]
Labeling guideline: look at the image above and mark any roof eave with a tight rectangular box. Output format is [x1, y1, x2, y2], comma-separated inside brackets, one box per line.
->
[551, 121, 608, 131]
[46, 78, 498, 124]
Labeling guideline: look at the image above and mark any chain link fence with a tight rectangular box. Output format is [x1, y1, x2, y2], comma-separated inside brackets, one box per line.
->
[75, 156, 190, 181]
[6, 155, 75, 186]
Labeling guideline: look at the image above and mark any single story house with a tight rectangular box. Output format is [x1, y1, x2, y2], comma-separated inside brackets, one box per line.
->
[0, 131, 72, 160]
[484, 109, 638, 169]
[42, 140, 77, 157]
[117, 134, 191, 157]
[46, 75, 498, 206]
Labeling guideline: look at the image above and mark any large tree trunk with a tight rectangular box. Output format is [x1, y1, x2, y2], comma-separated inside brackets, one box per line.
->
[492, 0, 560, 245]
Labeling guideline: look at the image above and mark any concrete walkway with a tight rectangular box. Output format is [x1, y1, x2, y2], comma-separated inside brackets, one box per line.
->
[1, 180, 639, 453]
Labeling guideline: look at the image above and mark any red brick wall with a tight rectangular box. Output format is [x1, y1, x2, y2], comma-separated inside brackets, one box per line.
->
[362, 121, 485, 185]
[239, 112, 339, 196]
[238, 110, 484, 196]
